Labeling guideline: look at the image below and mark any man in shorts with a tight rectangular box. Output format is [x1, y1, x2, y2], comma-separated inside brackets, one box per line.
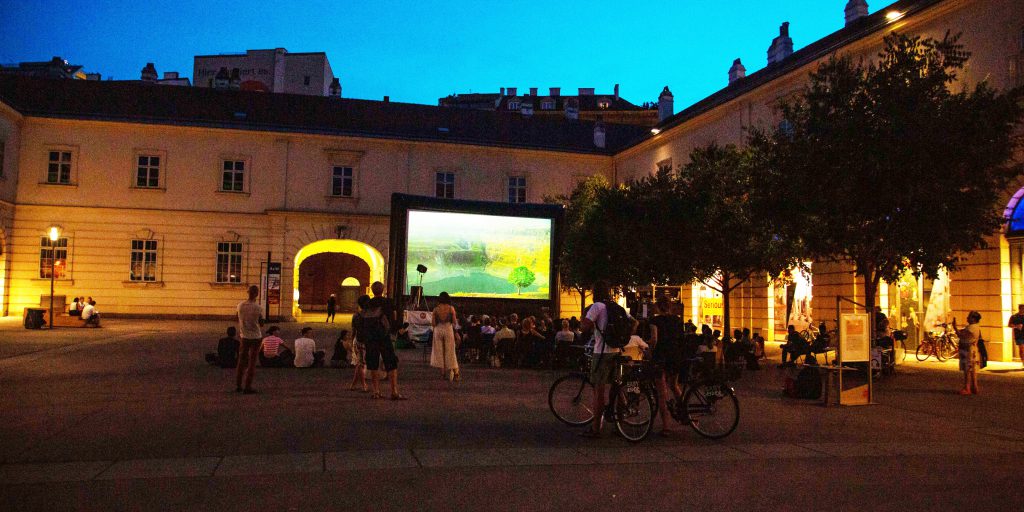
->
[370, 282, 407, 400]
[236, 285, 263, 394]
[579, 281, 634, 438]
[1008, 304, 1024, 367]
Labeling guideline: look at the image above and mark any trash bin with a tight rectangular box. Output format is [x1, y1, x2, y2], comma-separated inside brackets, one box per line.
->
[24, 308, 46, 329]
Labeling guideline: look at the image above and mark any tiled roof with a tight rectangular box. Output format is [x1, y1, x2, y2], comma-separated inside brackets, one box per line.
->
[0, 75, 649, 155]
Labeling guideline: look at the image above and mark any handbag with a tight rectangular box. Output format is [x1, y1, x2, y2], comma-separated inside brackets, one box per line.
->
[977, 335, 988, 368]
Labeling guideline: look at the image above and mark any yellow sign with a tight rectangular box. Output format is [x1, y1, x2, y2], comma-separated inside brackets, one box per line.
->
[701, 297, 723, 316]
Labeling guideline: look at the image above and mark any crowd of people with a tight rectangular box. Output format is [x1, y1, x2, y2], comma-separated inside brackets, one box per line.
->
[67, 296, 101, 326]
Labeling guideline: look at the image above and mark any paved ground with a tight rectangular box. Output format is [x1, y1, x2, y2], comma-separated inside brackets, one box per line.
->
[1, 317, 1023, 511]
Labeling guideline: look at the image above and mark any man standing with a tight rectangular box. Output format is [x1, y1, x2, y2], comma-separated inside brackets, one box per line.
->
[370, 281, 407, 400]
[326, 294, 337, 323]
[580, 281, 621, 438]
[236, 285, 263, 394]
[1008, 304, 1024, 367]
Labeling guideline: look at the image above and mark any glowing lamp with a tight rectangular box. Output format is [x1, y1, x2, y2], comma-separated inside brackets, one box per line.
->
[885, 11, 904, 22]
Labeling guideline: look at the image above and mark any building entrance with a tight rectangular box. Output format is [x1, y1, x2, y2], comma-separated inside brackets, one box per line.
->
[292, 239, 386, 318]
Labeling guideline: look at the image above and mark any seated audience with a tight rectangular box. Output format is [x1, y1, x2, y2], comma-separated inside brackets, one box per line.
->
[81, 299, 101, 326]
[206, 326, 240, 368]
[779, 324, 810, 367]
[259, 326, 293, 367]
[330, 330, 351, 368]
[293, 326, 325, 368]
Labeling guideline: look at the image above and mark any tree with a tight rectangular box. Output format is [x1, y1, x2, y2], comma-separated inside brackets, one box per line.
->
[759, 31, 1023, 318]
[546, 175, 612, 315]
[680, 143, 804, 338]
[507, 266, 536, 295]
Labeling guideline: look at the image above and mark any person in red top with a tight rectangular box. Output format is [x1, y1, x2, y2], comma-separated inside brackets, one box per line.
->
[259, 326, 293, 367]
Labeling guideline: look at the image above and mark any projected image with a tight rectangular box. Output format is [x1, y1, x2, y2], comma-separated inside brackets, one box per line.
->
[406, 210, 552, 299]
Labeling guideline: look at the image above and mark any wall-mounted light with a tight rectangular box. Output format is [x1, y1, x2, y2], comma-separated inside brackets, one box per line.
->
[885, 10, 904, 22]
[650, 128, 661, 135]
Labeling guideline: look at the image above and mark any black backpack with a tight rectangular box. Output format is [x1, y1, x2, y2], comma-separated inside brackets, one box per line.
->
[596, 300, 632, 349]
[795, 365, 821, 400]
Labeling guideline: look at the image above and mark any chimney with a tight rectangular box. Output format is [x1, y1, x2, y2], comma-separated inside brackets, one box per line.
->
[578, 87, 595, 96]
[593, 119, 606, 149]
[214, 67, 230, 89]
[565, 98, 579, 120]
[163, 71, 178, 80]
[229, 68, 241, 89]
[844, 0, 869, 26]
[140, 62, 157, 83]
[614, 84, 620, 100]
[658, 86, 674, 122]
[549, 87, 561, 97]
[521, 100, 534, 117]
[500, 87, 506, 95]
[728, 58, 746, 84]
[383, 95, 390, 103]
[767, 22, 794, 65]
[507, 87, 517, 97]
[329, 77, 342, 97]
[529, 87, 538, 96]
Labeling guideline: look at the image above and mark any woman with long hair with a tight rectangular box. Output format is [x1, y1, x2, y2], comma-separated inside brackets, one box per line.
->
[431, 292, 460, 381]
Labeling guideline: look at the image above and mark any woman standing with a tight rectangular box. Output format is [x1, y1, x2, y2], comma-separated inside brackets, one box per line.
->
[431, 292, 460, 381]
[956, 311, 982, 395]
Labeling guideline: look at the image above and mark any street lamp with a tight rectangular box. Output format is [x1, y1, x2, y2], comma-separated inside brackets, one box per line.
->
[48, 226, 61, 330]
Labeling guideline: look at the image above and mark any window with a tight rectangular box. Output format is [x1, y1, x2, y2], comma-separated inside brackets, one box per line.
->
[39, 237, 68, 279]
[331, 166, 354, 197]
[135, 155, 161, 188]
[435, 172, 455, 199]
[541, 99, 555, 110]
[130, 239, 158, 282]
[597, 100, 611, 109]
[221, 160, 245, 192]
[47, 150, 72, 184]
[216, 242, 243, 283]
[507, 101, 520, 110]
[303, 75, 311, 86]
[656, 158, 673, 174]
[508, 176, 527, 203]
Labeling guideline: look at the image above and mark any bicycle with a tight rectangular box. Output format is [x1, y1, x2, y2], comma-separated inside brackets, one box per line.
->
[548, 353, 658, 442]
[915, 324, 958, 362]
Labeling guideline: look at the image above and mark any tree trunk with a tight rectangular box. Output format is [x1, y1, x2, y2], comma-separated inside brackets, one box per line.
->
[579, 288, 587, 318]
[722, 270, 732, 341]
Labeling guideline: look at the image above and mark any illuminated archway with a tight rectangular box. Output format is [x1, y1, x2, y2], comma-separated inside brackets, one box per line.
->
[292, 239, 385, 317]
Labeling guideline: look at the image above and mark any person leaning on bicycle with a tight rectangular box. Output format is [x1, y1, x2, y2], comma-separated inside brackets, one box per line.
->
[579, 280, 636, 439]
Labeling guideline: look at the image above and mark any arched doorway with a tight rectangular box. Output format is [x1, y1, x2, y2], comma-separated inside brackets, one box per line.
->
[292, 239, 386, 318]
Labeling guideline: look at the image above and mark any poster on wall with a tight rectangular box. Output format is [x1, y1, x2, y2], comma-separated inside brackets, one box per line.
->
[840, 313, 870, 362]
[266, 262, 281, 305]
[700, 297, 724, 329]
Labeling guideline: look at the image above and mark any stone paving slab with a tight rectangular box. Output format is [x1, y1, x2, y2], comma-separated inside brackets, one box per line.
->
[324, 449, 419, 471]
[731, 443, 829, 458]
[215, 453, 323, 476]
[413, 448, 511, 468]
[499, 447, 593, 466]
[659, 445, 750, 462]
[797, 442, 902, 458]
[0, 461, 112, 484]
[96, 457, 221, 480]
[576, 446, 677, 464]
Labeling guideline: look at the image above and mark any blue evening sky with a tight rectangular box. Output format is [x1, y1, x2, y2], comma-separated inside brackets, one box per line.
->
[1, 1, 886, 109]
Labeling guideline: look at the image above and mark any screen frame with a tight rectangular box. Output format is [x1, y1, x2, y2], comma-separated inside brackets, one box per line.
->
[388, 193, 564, 314]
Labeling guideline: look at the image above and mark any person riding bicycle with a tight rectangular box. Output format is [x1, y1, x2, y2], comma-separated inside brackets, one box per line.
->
[579, 280, 636, 439]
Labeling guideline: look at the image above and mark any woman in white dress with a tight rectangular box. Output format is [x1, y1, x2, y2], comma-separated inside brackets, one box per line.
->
[431, 292, 460, 381]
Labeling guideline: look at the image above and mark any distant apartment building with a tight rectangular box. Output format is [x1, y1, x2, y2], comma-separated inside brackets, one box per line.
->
[193, 48, 339, 96]
[0, 56, 87, 80]
[439, 85, 661, 127]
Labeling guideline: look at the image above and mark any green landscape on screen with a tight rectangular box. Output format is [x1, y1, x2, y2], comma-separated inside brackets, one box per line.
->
[405, 210, 552, 299]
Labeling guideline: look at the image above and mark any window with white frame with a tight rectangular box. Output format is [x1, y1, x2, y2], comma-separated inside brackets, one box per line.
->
[47, 150, 73, 184]
[508, 176, 527, 203]
[507, 101, 520, 110]
[39, 236, 68, 279]
[435, 172, 455, 199]
[221, 159, 245, 192]
[216, 242, 243, 283]
[540, 99, 555, 110]
[135, 154, 161, 188]
[656, 158, 673, 174]
[331, 166, 354, 197]
[130, 239, 158, 282]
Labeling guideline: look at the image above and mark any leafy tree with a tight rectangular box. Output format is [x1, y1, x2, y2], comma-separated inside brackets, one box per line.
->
[507, 266, 536, 295]
[757, 32, 1023, 318]
[680, 143, 804, 338]
[546, 175, 612, 315]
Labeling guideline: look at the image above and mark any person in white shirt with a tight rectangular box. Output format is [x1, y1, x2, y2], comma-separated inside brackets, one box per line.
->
[579, 281, 636, 438]
[293, 326, 325, 368]
[81, 299, 100, 326]
[236, 285, 264, 394]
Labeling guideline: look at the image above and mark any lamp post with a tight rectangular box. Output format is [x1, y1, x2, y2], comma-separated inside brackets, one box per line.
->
[48, 226, 61, 330]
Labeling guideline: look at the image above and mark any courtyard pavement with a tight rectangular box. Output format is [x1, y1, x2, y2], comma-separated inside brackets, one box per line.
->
[1, 317, 1023, 511]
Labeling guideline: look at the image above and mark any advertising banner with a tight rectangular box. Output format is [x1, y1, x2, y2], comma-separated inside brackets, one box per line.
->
[840, 313, 870, 362]
[267, 262, 282, 305]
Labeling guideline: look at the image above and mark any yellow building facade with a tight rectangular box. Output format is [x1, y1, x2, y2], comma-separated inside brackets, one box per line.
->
[0, 0, 1021, 359]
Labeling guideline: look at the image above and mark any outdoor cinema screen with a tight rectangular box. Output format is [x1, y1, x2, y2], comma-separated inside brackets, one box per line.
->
[405, 209, 552, 300]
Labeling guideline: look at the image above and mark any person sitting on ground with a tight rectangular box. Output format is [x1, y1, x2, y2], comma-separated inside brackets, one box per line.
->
[206, 326, 240, 368]
[779, 324, 809, 367]
[81, 299, 101, 327]
[259, 326, 293, 367]
[330, 330, 351, 368]
[752, 330, 766, 359]
[293, 326, 325, 368]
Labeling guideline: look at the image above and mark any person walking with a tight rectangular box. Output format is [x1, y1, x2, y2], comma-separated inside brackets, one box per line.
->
[955, 311, 982, 395]
[431, 292, 460, 382]
[326, 294, 337, 323]
[235, 285, 263, 394]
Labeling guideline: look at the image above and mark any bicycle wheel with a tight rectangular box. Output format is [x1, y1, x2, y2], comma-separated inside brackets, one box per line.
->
[898, 340, 908, 363]
[941, 339, 959, 361]
[548, 373, 595, 427]
[915, 341, 929, 362]
[612, 382, 655, 442]
[684, 382, 739, 440]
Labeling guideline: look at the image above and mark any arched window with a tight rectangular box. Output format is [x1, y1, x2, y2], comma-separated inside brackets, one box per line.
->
[341, 277, 361, 287]
[1005, 186, 1024, 235]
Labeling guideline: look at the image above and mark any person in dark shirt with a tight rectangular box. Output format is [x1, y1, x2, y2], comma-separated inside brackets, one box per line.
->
[649, 296, 685, 436]
[1008, 304, 1024, 367]
[779, 324, 809, 367]
[206, 326, 239, 368]
[370, 281, 406, 400]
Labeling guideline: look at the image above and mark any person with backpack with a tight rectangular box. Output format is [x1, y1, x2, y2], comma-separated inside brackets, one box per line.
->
[579, 281, 636, 439]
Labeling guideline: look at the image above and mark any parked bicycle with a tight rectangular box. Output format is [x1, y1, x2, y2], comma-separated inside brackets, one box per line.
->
[915, 323, 959, 362]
